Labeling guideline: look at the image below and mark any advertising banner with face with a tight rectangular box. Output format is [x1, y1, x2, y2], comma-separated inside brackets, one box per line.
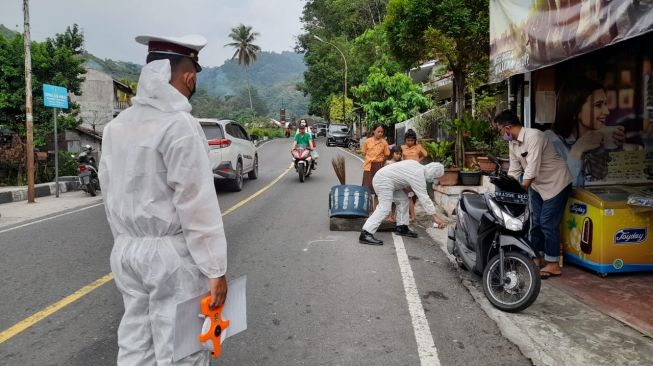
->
[537, 47, 653, 186]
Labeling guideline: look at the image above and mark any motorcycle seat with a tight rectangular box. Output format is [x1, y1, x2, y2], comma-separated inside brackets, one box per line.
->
[461, 194, 487, 222]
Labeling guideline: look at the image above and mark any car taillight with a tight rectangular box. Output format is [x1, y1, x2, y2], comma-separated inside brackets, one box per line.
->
[79, 165, 87, 173]
[208, 139, 232, 148]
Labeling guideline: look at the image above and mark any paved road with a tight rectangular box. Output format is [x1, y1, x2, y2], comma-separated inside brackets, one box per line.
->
[0, 137, 529, 365]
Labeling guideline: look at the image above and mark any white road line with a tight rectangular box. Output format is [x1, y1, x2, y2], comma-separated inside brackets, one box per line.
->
[392, 233, 441, 366]
[0, 203, 104, 235]
[302, 239, 336, 252]
[337, 147, 364, 163]
[342, 146, 440, 364]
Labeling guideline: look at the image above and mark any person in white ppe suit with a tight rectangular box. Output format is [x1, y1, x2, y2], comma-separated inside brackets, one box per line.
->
[360, 160, 448, 245]
[99, 34, 227, 365]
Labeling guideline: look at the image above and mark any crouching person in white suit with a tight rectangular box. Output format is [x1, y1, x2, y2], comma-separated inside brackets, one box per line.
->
[359, 161, 448, 245]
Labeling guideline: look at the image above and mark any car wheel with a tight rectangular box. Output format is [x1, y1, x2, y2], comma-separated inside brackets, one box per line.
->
[229, 160, 244, 192]
[248, 155, 259, 180]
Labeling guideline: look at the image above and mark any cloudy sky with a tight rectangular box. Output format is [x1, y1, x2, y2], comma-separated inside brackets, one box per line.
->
[0, 0, 305, 67]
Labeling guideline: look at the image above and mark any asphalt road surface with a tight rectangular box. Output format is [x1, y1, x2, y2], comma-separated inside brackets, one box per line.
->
[0, 137, 529, 365]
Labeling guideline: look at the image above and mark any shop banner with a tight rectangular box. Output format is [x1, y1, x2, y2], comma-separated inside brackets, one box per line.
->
[490, 0, 653, 83]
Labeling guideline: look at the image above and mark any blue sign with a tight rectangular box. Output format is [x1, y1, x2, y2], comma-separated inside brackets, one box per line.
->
[43, 84, 68, 109]
[569, 203, 588, 216]
[615, 228, 647, 244]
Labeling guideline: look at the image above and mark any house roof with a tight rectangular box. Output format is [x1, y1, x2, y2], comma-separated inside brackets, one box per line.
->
[75, 125, 103, 140]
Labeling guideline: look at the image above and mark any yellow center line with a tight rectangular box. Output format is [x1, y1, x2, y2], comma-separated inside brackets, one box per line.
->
[0, 274, 114, 344]
[0, 163, 293, 345]
[221, 163, 293, 217]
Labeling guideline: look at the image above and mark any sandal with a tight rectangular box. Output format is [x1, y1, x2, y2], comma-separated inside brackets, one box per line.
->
[540, 270, 562, 279]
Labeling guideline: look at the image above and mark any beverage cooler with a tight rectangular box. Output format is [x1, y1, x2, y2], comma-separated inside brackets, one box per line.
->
[561, 185, 653, 275]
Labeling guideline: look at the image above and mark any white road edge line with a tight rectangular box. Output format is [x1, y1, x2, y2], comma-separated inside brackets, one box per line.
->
[337, 147, 364, 163]
[0, 202, 104, 235]
[342, 146, 440, 364]
[392, 233, 441, 366]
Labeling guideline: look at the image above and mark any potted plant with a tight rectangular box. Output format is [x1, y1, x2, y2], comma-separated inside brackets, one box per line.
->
[439, 156, 460, 186]
[488, 138, 510, 172]
[459, 160, 482, 186]
[423, 140, 459, 186]
[468, 137, 496, 173]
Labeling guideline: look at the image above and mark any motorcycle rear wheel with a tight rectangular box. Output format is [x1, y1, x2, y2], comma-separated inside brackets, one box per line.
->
[87, 181, 97, 197]
[482, 251, 540, 313]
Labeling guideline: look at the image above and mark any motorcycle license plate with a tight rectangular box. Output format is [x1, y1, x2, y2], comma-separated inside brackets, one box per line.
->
[495, 191, 528, 205]
[79, 172, 91, 185]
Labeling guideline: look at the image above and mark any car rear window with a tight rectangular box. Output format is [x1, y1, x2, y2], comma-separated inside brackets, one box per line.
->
[329, 125, 348, 132]
[202, 124, 224, 140]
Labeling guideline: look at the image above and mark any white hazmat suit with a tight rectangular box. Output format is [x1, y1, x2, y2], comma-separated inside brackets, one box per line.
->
[99, 60, 227, 365]
[362, 160, 444, 234]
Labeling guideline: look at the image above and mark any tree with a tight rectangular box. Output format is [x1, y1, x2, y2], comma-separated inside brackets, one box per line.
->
[296, 0, 396, 118]
[328, 94, 354, 122]
[0, 25, 86, 183]
[352, 67, 431, 127]
[225, 24, 261, 112]
[384, 0, 489, 117]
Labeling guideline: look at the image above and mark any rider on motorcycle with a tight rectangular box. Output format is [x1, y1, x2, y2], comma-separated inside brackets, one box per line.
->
[292, 120, 318, 169]
[78, 144, 98, 169]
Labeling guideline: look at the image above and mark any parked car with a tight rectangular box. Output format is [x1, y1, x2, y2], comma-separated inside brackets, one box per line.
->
[199, 118, 259, 192]
[314, 123, 328, 137]
[326, 124, 351, 147]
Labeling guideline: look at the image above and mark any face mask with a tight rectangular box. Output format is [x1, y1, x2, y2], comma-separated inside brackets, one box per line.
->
[502, 126, 513, 142]
[188, 81, 197, 101]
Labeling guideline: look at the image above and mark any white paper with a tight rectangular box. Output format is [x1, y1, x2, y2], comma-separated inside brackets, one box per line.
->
[173, 276, 247, 361]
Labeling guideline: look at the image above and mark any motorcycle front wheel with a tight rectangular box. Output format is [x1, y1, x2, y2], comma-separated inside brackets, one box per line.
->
[482, 251, 540, 313]
[298, 164, 306, 182]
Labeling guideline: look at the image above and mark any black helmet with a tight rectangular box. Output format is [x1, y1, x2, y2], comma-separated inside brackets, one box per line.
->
[405, 129, 417, 140]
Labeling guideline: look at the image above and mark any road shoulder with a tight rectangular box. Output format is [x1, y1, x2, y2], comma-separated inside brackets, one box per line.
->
[0, 191, 103, 231]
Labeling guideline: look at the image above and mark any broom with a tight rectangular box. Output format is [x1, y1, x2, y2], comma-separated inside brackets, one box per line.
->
[331, 156, 346, 185]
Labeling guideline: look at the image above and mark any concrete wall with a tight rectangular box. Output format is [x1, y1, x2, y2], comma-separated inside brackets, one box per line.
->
[70, 68, 114, 135]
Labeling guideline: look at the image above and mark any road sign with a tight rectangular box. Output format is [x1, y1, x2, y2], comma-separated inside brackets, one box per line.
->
[43, 84, 68, 109]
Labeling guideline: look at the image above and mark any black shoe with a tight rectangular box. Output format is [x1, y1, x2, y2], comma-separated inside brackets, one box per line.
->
[396, 225, 418, 238]
[359, 230, 383, 245]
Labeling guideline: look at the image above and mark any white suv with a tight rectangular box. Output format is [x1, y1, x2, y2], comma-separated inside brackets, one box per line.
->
[199, 118, 258, 191]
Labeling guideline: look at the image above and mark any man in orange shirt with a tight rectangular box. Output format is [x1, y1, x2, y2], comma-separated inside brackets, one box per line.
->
[401, 129, 427, 222]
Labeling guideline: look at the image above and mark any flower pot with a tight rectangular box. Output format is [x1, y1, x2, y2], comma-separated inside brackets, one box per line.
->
[477, 156, 496, 173]
[499, 158, 510, 173]
[464, 151, 483, 168]
[439, 168, 459, 186]
[460, 171, 482, 186]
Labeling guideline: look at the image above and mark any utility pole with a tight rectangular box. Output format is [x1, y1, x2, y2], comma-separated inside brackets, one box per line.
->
[23, 0, 35, 203]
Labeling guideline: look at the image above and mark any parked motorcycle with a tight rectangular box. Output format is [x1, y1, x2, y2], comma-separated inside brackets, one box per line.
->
[291, 146, 314, 182]
[78, 145, 100, 196]
[347, 137, 360, 149]
[447, 155, 540, 312]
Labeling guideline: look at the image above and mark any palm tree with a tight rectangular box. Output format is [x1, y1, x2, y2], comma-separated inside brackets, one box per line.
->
[225, 24, 261, 112]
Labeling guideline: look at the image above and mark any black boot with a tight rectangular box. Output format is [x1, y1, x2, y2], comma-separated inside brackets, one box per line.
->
[359, 230, 383, 245]
[396, 225, 418, 238]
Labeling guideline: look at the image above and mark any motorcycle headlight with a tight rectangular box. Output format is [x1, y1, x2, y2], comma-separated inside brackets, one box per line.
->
[504, 216, 524, 232]
[487, 197, 505, 225]
[488, 197, 524, 232]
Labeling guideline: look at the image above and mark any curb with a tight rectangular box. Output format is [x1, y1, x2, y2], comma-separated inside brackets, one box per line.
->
[0, 178, 81, 205]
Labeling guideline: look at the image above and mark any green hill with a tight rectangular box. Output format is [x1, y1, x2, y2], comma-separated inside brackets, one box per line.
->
[81, 51, 308, 118]
[0, 24, 19, 39]
[0, 23, 308, 119]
